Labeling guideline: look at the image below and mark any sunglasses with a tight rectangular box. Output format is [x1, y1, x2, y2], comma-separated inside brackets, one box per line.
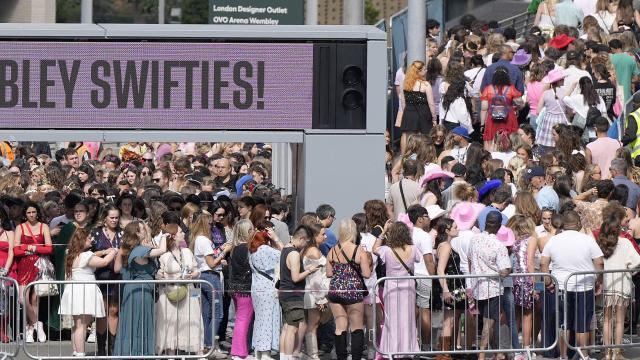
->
[152, 178, 162, 183]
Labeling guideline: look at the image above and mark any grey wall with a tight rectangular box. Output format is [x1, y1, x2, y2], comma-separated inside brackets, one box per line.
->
[298, 133, 385, 224]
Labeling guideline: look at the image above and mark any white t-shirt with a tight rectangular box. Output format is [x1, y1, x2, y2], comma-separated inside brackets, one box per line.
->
[359, 232, 378, 291]
[464, 67, 486, 98]
[491, 151, 517, 167]
[541, 230, 604, 291]
[450, 229, 476, 275]
[193, 235, 215, 272]
[412, 227, 433, 277]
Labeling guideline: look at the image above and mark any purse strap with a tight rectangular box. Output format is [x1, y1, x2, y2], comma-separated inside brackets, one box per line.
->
[391, 246, 414, 276]
[337, 243, 368, 289]
[399, 180, 409, 212]
[250, 254, 274, 282]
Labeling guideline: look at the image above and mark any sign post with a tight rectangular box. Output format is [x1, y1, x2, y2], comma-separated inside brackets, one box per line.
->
[208, 0, 303, 25]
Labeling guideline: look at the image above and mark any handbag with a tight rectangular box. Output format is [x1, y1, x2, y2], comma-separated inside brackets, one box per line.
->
[390, 247, 417, 288]
[163, 249, 188, 304]
[337, 244, 369, 297]
[34, 256, 58, 297]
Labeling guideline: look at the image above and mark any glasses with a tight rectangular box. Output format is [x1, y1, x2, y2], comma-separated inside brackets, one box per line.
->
[143, 158, 153, 162]
[152, 178, 162, 183]
[540, 207, 556, 213]
[214, 212, 226, 217]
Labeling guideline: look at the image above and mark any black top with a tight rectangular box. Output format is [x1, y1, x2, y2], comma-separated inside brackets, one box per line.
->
[404, 90, 429, 106]
[594, 80, 617, 120]
[279, 246, 305, 302]
[229, 243, 252, 295]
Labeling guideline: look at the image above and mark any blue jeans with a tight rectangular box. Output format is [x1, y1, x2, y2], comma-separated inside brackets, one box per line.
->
[201, 272, 223, 348]
[495, 286, 520, 349]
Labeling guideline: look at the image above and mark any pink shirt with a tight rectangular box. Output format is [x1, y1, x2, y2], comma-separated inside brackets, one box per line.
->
[527, 81, 544, 116]
[586, 137, 621, 179]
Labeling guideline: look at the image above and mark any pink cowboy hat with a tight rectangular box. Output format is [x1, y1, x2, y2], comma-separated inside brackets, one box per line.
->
[542, 69, 568, 84]
[421, 167, 454, 187]
[450, 202, 485, 231]
[496, 226, 515, 247]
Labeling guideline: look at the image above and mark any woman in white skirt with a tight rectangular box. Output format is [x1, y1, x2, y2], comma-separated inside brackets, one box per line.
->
[59, 228, 117, 357]
[155, 226, 203, 356]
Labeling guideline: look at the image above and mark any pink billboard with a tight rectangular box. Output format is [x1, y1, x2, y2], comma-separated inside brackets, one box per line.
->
[0, 41, 313, 129]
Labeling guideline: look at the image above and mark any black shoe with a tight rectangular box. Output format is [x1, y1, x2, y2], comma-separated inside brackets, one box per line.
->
[334, 332, 348, 360]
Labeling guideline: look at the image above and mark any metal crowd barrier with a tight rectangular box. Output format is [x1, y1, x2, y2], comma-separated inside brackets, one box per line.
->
[0, 276, 19, 360]
[563, 269, 640, 360]
[21, 279, 214, 360]
[371, 273, 560, 360]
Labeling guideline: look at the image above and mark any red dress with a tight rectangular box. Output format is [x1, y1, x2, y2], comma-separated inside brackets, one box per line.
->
[0, 230, 17, 280]
[480, 84, 522, 141]
[16, 223, 47, 286]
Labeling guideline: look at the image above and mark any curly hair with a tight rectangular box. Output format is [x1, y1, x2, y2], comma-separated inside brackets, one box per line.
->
[363, 199, 388, 229]
[119, 221, 149, 268]
[386, 222, 413, 249]
[444, 61, 465, 84]
[65, 227, 92, 279]
[597, 202, 625, 258]
[491, 66, 511, 86]
[442, 76, 467, 112]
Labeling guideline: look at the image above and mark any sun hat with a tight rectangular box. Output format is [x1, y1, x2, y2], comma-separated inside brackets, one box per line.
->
[542, 69, 568, 84]
[496, 225, 515, 246]
[421, 167, 454, 187]
[426, 205, 447, 220]
[451, 126, 470, 139]
[155, 144, 172, 161]
[548, 34, 576, 49]
[478, 179, 503, 199]
[511, 49, 532, 66]
[450, 202, 486, 231]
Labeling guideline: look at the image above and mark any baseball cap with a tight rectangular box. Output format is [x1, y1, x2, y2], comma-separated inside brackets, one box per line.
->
[523, 166, 545, 180]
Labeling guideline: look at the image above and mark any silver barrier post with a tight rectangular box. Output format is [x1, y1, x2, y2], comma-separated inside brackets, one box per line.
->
[0, 276, 19, 360]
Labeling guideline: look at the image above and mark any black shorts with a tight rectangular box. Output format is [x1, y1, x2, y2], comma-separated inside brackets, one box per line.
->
[477, 296, 501, 322]
[280, 300, 305, 325]
[559, 290, 595, 333]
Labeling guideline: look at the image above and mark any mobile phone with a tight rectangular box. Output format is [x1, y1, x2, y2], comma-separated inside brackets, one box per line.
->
[534, 281, 545, 291]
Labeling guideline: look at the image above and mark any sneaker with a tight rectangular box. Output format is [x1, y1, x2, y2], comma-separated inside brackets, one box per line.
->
[220, 341, 232, 350]
[367, 348, 376, 359]
[36, 321, 46, 343]
[513, 353, 526, 360]
[209, 349, 228, 359]
[25, 327, 34, 343]
[87, 325, 96, 343]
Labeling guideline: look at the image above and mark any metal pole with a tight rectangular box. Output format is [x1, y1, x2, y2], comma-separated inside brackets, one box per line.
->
[81, 0, 93, 23]
[306, 0, 318, 25]
[343, 0, 364, 25]
[159, 0, 165, 24]
[407, 0, 426, 64]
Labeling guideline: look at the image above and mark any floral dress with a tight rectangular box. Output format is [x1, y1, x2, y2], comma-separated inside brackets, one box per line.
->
[250, 245, 281, 352]
[513, 236, 534, 309]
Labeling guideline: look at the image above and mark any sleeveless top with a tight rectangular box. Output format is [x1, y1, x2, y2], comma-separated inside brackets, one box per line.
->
[279, 246, 305, 302]
[404, 91, 428, 106]
[328, 245, 365, 305]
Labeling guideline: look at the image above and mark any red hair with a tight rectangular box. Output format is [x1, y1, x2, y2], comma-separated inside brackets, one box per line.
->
[249, 230, 272, 253]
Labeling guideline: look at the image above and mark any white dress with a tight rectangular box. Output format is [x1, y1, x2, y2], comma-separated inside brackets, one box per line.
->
[154, 248, 203, 353]
[59, 251, 105, 317]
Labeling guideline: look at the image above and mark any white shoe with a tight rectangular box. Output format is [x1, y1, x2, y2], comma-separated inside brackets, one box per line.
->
[73, 352, 85, 357]
[36, 321, 46, 343]
[367, 348, 375, 359]
[25, 327, 34, 343]
[87, 326, 96, 343]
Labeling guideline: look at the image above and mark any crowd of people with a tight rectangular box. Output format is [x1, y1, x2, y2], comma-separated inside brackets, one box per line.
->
[4, 1, 640, 360]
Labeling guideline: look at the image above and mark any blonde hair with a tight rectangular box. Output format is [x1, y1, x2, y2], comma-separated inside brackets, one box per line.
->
[232, 219, 253, 247]
[506, 214, 537, 240]
[403, 61, 426, 91]
[486, 33, 506, 54]
[189, 210, 213, 252]
[338, 218, 357, 244]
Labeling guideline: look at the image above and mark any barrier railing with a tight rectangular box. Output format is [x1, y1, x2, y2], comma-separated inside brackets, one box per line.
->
[0, 276, 19, 360]
[498, 11, 536, 40]
[371, 273, 560, 360]
[21, 279, 214, 360]
[563, 269, 640, 360]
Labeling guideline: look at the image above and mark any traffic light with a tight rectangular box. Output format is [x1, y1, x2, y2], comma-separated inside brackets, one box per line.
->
[313, 43, 366, 129]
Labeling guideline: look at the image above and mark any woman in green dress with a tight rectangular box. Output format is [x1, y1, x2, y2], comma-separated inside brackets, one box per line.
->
[113, 220, 167, 357]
